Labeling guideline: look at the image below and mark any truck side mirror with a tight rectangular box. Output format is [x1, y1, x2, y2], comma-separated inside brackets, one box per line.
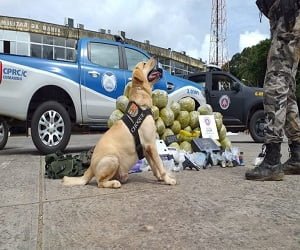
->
[232, 82, 241, 92]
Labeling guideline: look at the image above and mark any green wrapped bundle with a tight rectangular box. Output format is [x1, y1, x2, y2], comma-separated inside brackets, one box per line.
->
[160, 107, 174, 127]
[218, 124, 227, 141]
[213, 112, 223, 120]
[170, 101, 181, 119]
[178, 97, 195, 112]
[161, 128, 174, 142]
[155, 117, 166, 135]
[189, 111, 200, 129]
[183, 126, 192, 132]
[151, 106, 160, 120]
[152, 89, 168, 109]
[116, 95, 129, 113]
[107, 109, 124, 128]
[198, 104, 213, 115]
[220, 137, 232, 150]
[213, 112, 223, 130]
[215, 118, 223, 131]
[171, 120, 181, 134]
[168, 142, 180, 150]
[180, 141, 192, 153]
[177, 111, 190, 129]
[193, 127, 202, 138]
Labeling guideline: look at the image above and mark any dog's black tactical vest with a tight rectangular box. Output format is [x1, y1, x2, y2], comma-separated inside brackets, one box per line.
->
[122, 101, 152, 159]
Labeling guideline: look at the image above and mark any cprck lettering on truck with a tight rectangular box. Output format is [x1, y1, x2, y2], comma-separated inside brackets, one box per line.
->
[3, 67, 27, 80]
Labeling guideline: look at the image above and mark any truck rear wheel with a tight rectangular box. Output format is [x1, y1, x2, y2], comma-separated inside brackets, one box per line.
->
[0, 121, 9, 150]
[31, 101, 71, 154]
[249, 110, 265, 143]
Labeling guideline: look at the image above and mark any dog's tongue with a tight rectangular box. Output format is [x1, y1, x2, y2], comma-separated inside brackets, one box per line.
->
[148, 70, 161, 82]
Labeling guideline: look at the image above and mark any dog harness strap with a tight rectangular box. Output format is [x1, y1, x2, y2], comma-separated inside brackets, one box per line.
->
[122, 101, 153, 159]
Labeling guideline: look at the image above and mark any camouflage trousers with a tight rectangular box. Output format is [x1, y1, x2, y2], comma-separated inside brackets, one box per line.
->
[264, 9, 300, 144]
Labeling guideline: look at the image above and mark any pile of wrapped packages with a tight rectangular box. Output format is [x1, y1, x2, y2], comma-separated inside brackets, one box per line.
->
[108, 89, 244, 171]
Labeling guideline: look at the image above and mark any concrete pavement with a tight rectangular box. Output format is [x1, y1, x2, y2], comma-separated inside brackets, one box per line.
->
[0, 133, 299, 250]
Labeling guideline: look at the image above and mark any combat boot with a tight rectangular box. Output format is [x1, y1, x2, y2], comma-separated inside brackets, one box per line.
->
[245, 143, 284, 181]
[283, 142, 300, 175]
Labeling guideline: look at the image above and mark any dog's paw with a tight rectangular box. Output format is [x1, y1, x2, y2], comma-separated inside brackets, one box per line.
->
[62, 176, 72, 186]
[169, 178, 177, 185]
[112, 181, 122, 188]
[99, 180, 122, 188]
[164, 175, 177, 185]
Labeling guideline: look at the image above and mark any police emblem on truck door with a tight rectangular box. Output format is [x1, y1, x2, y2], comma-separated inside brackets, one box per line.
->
[101, 72, 117, 92]
[219, 95, 231, 110]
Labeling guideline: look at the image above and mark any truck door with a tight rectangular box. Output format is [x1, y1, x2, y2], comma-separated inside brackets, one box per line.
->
[208, 73, 244, 125]
[81, 42, 126, 122]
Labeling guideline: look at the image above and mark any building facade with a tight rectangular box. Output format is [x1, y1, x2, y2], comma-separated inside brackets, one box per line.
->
[0, 16, 205, 74]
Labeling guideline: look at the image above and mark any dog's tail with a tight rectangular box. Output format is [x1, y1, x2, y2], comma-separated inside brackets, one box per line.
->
[62, 167, 94, 186]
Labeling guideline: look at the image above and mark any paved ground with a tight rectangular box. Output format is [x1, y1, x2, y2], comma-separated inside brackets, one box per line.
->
[0, 133, 299, 250]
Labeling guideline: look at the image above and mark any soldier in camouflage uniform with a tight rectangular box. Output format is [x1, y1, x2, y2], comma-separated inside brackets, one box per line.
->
[246, 0, 300, 180]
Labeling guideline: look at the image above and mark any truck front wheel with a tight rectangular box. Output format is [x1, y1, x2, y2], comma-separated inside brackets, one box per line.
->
[31, 101, 71, 154]
[249, 110, 265, 143]
[0, 121, 9, 150]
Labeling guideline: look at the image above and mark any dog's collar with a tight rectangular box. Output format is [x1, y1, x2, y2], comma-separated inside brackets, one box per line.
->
[122, 101, 152, 159]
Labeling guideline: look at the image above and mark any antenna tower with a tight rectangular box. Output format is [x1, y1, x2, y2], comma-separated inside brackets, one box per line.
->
[209, 0, 228, 67]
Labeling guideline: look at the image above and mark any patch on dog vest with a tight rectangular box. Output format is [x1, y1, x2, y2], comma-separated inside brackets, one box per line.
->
[122, 101, 152, 159]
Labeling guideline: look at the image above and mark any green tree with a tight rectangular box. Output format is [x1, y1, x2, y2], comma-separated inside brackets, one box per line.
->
[228, 39, 300, 106]
[229, 39, 270, 87]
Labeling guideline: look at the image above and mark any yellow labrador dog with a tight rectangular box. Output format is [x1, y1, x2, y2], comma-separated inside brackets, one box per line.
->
[63, 58, 176, 188]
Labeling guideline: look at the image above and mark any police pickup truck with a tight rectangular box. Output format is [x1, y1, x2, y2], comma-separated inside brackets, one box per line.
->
[0, 37, 206, 154]
[184, 70, 265, 143]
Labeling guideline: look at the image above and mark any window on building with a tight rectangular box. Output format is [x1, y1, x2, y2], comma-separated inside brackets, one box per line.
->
[89, 43, 119, 68]
[43, 35, 53, 45]
[31, 44, 42, 58]
[16, 42, 29, 56]
[54, 47, 65, 60]
[54, 36, 65, 46]
[3, 30, 16, 41]
[43, 45, 53, 59]
[16, 32, 30, 42]
[10, 41, 16, 54]
[66, 48, 76, 61]
[66, 39, 76, 48]
[30, 33, 42, 43]
[125, 48, 148, 71]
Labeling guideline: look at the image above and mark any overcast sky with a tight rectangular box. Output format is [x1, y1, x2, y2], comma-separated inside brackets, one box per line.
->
[1, 0, 270, 63]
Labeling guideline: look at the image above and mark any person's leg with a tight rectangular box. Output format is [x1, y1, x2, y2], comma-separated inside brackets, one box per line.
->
[282, 11, 300, 174]
[246, 16, 291, 181]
